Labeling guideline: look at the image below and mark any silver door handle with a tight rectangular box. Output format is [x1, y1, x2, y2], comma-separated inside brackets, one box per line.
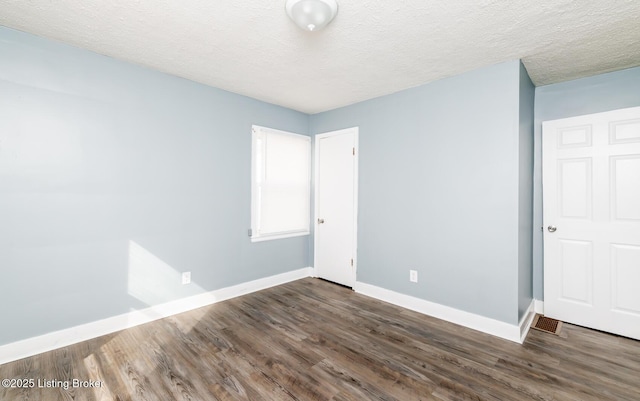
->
[317, 218, 325, 224]
[548, 225, 557, 233]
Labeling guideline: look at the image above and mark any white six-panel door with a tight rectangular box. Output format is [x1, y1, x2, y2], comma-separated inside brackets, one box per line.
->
[543, 106, 640, 340]
[314, 128, 358, 287]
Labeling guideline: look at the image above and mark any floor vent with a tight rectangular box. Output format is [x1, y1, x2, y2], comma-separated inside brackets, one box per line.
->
[531, 314, 563, 335]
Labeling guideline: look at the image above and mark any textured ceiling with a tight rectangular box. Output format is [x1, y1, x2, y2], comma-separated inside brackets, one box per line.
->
[1, 0, 639, 114]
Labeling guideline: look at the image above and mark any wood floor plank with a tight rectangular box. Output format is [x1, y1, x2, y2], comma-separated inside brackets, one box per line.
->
[1, 278, 639, 400]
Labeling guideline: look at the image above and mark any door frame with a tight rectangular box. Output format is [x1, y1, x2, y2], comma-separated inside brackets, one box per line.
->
[313, 127, 359, 285]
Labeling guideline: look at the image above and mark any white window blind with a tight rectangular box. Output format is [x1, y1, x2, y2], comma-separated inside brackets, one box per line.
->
[251, 125, 310, 242]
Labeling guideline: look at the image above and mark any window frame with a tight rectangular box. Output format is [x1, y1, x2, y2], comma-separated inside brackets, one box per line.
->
[250, 125, 311, 242]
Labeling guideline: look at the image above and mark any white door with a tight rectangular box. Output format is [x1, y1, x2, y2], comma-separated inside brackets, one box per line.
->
[543, 106, 640, 340]
[315, 127, 358, 287]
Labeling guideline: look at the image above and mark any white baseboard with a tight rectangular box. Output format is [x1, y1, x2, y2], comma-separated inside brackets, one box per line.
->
[354, 281, 533, 344]
[519, 300, 536, 343]
[0, 267, 312, 365]
[534, 299, 544, 314]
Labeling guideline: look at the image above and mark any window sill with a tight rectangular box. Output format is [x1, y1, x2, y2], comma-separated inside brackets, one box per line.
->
[250, 231, 310, 243]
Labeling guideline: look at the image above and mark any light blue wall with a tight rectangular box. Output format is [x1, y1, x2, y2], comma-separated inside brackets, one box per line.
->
[0, 26, 309, 346]
[517, 62, 535, 320]
[15, 17, 632, 342]
[532, 66, 640, 300]
[311, 60, 526, 324]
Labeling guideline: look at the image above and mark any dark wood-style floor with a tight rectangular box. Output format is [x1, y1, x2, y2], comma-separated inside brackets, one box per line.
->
[1, 278, 639, 401]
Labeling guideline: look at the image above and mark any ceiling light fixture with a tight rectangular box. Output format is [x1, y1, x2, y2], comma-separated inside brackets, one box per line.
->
[285, 0, 338, 32]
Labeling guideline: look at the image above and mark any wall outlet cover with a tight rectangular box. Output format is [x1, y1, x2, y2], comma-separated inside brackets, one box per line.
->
[182, 271, 191, 285]
[410, 270, 418, 283]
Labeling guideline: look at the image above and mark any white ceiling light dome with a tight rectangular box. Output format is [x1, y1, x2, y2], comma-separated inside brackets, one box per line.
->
[285, 0, 338, 32]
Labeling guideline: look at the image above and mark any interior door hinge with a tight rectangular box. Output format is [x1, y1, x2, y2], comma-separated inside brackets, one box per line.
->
[350, 258, 353, 267]
[352, 147, 355, 156]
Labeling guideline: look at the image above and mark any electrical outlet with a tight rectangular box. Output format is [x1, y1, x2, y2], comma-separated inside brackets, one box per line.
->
[410, 270, 418, 283]
[182, 271, 191, 285]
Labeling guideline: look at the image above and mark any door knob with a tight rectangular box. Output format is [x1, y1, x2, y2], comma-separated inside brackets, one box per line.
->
[317, 218, 325, 224]
[548, 225, 557, 233]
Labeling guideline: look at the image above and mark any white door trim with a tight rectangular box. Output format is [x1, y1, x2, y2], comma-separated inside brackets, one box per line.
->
[314, 127, 359, 287]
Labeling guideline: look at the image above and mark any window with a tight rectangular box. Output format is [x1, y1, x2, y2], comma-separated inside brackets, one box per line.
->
[251, 125, 311, 242]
